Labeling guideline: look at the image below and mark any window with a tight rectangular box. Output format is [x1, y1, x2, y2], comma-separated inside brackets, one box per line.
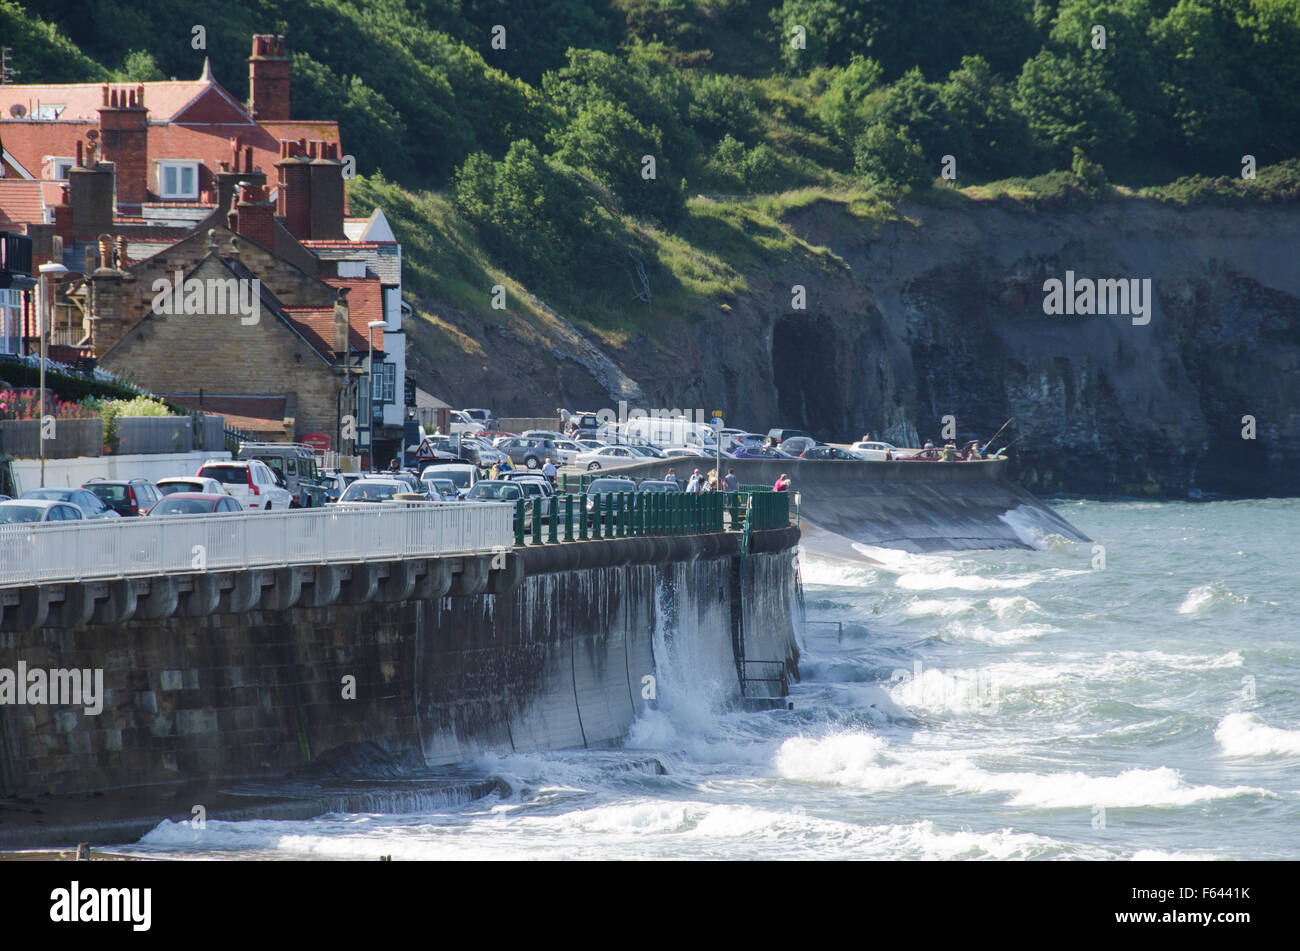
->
[0, 289, 21, 355]
[50, 157, 75, 180]
[158, 161, 199, 200]
[371, 361, 395, 403]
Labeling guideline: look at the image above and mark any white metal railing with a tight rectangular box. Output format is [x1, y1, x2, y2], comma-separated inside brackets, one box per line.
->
[0, 501, 512, 589]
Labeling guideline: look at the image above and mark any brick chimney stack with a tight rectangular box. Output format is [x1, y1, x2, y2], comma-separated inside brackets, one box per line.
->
[98, 84, 149, 211]
[66, 135, 115, 240]
[275, 138, 312, 239]
[232, 182, 276, 249]
[215, 136, 266, 214]
[248, 34, 290, 121]
[309, 140, 347, 240]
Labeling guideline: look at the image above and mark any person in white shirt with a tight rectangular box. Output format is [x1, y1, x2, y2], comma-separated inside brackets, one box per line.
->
[686, 468, 702, 493]
[541, 457, 558, 486]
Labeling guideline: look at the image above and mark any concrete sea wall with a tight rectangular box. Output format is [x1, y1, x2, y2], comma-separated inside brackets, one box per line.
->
[609, 457, 1089, 553]
[0, 528, 800, 813]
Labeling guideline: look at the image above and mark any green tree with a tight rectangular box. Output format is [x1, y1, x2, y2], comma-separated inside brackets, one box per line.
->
[854, 124, 931, 189]
[1013, 49, 1136, 167]
[860, 68, 966, 170]
[939, 55, 1034, 180]
[819, 55, 884, 144]
[118, 50, 163, 82]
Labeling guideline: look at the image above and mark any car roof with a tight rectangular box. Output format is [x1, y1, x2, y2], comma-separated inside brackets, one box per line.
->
[1, 498, 62, 508]
[159, 492, 229, 500]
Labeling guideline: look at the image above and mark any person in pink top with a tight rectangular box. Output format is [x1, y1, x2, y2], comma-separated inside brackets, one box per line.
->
[773, 473, 790, 492]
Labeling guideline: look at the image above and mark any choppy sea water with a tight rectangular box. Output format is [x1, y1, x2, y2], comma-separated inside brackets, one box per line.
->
[120, 499, 1299, 860]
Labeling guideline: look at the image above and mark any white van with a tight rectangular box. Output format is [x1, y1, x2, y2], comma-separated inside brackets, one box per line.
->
[622, 416, 718, 452]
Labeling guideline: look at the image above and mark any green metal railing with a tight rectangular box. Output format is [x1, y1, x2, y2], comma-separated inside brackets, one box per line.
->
[512, 489, 789, 547]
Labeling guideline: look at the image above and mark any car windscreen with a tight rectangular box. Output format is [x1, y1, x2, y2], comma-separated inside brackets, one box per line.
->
[22, 489, 72, 501]
[201, 465, 250, 485]
[84, 483, 130, 501]
[467, 483, 521, 500]
[158, 482, 204, 495]
[152, 498, 217, 515]
[340, 482, 400, 502]
[0, 505, 46, 523]
[424, 468, 471, 487]
[587, 481, 636, 494]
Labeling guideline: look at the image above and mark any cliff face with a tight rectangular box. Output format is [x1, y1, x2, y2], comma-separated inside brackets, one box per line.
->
[421, 197, 1300, 498]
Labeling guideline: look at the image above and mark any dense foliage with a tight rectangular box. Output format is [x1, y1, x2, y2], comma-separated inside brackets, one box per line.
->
[7, 0, 1300, 319]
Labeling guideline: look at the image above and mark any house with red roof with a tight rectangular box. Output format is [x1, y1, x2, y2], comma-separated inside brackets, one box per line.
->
[0, 35, 408, 463]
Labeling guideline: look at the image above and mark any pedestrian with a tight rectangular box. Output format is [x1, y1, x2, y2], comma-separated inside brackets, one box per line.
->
[923, 438, 935, 450]
[665, 467, 678, 487]
[489, 461, 500, 480]
[388, 457, 400, 473]
[722, 468, 739, 493]
[542, 456, 557, 486]
[774, 473, 790, 492]
[686, 468, 702, 493]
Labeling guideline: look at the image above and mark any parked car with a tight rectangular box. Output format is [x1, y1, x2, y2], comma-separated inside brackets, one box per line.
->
[766, 428, 816, 446]
[732, 445, 796, 459]
[899, 448, 948, 461]
[800, 445, 856, 460]
[148, 493, 244, 516]
[849, 441, 899, 461]
[420, 463, 477, 498]
[461, 408, 497, 430]
[464, 480, 526, 502]
[236, 442, 329, 507]
[638, 479, 682, 493]
[157, 476, 227, 497]
[583, 477, 639, 515]
[502, 474, 555, 498]
[414, 434, 475, 465]
[576, 445, 643, 470]
[0, 499, 85, 523]
[520, 429, 568, 441]
[197, 460, 295, 511]
[336, 478, 412, 503]
[321, 470, 362, 502]
[573, 438, 606, 452]
[497, 436, 570, 470]
[24, 487, 121, 519]
[550, 439, 584, 466]
[780, 436, 818, 456]
[422, 477, 458, 500]
[448, 410, 487, 435]
[459, 437, 505, 468]
[80, 478, 163, 517]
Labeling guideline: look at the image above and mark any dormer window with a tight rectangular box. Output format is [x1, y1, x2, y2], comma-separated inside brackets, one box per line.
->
[49, 157, 75, 180]
[158, 161, 200, 200]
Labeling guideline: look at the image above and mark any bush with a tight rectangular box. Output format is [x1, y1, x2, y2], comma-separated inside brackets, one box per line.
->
[854, 124, 931, 190]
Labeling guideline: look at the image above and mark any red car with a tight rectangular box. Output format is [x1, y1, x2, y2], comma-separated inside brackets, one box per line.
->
[148, 492, 245, 515]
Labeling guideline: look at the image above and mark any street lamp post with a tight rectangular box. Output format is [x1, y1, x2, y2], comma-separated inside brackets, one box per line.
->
[366, 320, 386, 473]
[37, 262, 68, 488]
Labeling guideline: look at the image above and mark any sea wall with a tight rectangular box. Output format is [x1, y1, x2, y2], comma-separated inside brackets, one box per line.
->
[0, 527, 800, 807]
[608, 457, 1089, 553]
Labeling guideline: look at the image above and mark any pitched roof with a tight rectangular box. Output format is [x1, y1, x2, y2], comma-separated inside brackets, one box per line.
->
[0, 78, 240, 123]
[0, 179, 47, 224]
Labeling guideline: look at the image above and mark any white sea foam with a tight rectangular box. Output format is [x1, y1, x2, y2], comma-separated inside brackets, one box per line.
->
[1215, 713, 1300, 757]
[772, 733, 1271, 808]
[1177, 582, 1247, 616]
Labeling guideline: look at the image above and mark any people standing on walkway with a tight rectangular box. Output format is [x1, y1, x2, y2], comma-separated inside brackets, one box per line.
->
[774, 473, 791, 492]
[686, 468, 703, 493]
[542, 457, 557, 486]
[665, 467, 678, 487]
[723, 468, 738, 493]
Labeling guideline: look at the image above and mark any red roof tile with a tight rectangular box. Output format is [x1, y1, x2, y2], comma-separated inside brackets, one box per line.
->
[0, 179, 47, 225]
